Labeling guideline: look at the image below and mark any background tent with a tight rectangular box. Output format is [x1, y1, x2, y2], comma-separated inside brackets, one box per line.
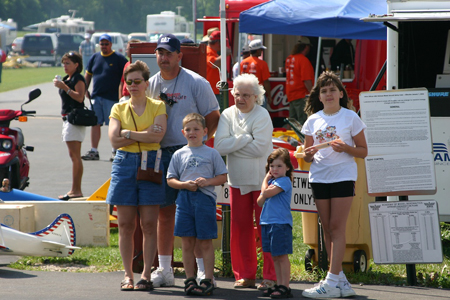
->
[239, 0, 387, 40]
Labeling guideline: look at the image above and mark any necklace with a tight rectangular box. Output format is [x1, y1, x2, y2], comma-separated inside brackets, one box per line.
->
[323, 107, 341, 116]
[160, 68, 181, 98]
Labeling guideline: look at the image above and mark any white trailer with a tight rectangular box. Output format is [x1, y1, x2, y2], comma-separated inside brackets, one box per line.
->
[365, 0, 450, 221]
[25, 10, 94, 35]
[0, 18, 17, 50]
[146, 11, 192, 41]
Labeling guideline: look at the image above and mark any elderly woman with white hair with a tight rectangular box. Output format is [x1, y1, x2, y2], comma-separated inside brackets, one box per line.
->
[214, 73, 276, 291]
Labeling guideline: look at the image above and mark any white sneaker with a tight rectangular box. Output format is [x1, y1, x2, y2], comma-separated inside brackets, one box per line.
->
[151, 267, 175, 287]
[196, 270, 217, 288]
[339, 280, 356, 297]
[302, 281, 341, 298]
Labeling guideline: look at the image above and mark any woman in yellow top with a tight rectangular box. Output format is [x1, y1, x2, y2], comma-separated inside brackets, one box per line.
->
[106, 60, 167, 292]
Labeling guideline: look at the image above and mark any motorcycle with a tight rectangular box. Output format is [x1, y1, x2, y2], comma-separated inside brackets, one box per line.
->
[0, 88, 40, 190]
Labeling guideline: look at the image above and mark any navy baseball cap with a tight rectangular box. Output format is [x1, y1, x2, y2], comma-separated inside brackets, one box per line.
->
[156, 34, 181, 52]
[99, 34, 112, 43]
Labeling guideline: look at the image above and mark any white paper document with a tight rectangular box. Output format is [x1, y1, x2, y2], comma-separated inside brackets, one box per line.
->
[369, 200, 442, 264]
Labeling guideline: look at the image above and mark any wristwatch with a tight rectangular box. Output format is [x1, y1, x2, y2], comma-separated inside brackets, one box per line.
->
[125, 130, 131, 139]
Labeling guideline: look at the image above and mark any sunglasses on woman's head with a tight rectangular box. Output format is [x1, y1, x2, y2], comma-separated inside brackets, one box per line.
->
[160, 92, 176, 107]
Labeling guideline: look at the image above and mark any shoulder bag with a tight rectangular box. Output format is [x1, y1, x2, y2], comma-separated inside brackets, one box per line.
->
[67, 98, 98, 127]
[129, 105, 162, 184]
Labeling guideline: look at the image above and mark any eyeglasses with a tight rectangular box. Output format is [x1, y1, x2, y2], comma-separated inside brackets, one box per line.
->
[160, 92, 176, 107]
[234, 93, 254, 100]
[125, 79, 144, 85]
[99, 43, 110, 46]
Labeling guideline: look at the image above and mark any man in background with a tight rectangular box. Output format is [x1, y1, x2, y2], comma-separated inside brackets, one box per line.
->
[82, 34, 127, 161]
[285, 37, 315, 126]
[79, 33, 95, 71]
[232, 44, 250, 80]
[206, 30, 231, 111]
[330, 38, 355, 72]
[240, 39, 272, 107]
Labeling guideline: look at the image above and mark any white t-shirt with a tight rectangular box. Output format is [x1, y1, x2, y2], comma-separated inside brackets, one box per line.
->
[301, 108, 366, 183]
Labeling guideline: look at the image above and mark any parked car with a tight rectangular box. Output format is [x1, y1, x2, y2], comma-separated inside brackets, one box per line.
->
[21, 33, 59, 66]
[56, 33, 84, 57]
[11, 37, 23, 53]
[91, 32, 128, 55]
[128, 32, 148, 42]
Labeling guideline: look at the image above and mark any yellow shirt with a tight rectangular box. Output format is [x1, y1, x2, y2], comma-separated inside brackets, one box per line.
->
[110, 97, 167, 152]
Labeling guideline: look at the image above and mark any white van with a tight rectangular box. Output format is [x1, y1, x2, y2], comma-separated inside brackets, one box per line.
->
[90, 32, 127, 55]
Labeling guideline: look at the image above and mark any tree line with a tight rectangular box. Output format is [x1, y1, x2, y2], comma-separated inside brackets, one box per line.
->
[0, 0, 219, 33]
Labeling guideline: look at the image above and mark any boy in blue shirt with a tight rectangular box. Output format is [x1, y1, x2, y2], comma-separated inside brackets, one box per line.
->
[167, 113, 228, 296]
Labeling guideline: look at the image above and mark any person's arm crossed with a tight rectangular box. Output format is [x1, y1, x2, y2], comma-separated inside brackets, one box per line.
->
[257, 172, 283, 207]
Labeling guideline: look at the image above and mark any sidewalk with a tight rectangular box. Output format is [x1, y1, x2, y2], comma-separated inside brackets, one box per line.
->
[1, 256, 449, 300]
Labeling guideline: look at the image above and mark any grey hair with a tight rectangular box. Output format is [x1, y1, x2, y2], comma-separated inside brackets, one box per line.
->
[231, 73, 265, 105]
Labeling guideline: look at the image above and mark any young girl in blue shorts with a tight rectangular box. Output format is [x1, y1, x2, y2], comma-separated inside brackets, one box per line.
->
[257, 148, 294, 299]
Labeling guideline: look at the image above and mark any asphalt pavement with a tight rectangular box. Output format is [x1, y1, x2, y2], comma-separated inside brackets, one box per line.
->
[1, 83, 450, 299]
[0, 82, 113, 199]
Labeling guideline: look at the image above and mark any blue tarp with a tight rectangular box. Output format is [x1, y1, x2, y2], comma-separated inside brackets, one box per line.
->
[239, 0, 387, 40]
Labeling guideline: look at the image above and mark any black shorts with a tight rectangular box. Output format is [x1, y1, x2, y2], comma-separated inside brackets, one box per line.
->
[310, 181, 355, 199]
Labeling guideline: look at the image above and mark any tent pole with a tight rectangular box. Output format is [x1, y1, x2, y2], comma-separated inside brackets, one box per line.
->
[315, 37, 322, 82]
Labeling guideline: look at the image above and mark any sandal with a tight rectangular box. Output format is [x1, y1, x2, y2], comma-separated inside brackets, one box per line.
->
[191, 278, 214, 296]
[121, 278, 134, 291]
[134, 278, 153, 291]
[184, 277, 198, 295]
[258, 279, 276, 290]
[270, 285, 293, 299]
[233, 278, 256, 289]
[262, 286, 276, 297]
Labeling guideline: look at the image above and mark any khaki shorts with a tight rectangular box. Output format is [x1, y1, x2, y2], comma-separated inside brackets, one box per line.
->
[289, 96, 308, 125]
[62, 120, 86, 142]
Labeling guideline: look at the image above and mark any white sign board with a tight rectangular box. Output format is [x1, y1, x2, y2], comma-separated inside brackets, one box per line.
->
[215, 170, 316, 213]
[368, 200, 442, 264]
[360, 88, 436, 196]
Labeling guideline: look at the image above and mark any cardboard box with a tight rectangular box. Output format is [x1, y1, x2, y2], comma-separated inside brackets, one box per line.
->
[0, 204, 35, 232]
[7, 201, 109, 246]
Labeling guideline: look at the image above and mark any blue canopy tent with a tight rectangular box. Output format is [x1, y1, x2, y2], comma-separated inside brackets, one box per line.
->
[239, 0, 387, 40]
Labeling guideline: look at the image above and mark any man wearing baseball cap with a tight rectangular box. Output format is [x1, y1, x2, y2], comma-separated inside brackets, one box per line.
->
[285, 37, 314, 126]
[78, 33, 95, 71]
[240, 39, 272, 107]
[82, 33, 128, 161]
[206, 30, 231, 111]
[146, 33, 220, 288]
[232, 44, 250, 80]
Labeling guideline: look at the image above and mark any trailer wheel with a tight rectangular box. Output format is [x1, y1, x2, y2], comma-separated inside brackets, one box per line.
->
[353, 250, 367, 273]
[305, 249, 315, 272]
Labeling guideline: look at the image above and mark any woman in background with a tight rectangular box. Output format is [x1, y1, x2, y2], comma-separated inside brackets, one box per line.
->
[53, 52, 86, 200]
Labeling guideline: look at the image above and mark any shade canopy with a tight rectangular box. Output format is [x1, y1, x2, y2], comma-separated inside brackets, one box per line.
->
[239, 0, 387, 40]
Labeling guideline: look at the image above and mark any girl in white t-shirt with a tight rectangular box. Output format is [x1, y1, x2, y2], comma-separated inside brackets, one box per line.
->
[301, 71, 367, 299]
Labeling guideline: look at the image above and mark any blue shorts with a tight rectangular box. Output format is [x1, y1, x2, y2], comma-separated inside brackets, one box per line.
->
[106, 150, 165, 206]
[92, 96, 116, 125]
[261, 224, 293, 257]
[161, 145, 184, 208]
[174, 190, 218, 240]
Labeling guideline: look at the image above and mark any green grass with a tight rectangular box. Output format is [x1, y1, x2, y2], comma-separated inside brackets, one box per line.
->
[0, 66, 61, 92]
[9, 214, 450, 288]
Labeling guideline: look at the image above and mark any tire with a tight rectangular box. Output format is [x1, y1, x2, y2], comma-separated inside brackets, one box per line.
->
[305, 248, 315, 272]
[353, 250, 367, 273]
